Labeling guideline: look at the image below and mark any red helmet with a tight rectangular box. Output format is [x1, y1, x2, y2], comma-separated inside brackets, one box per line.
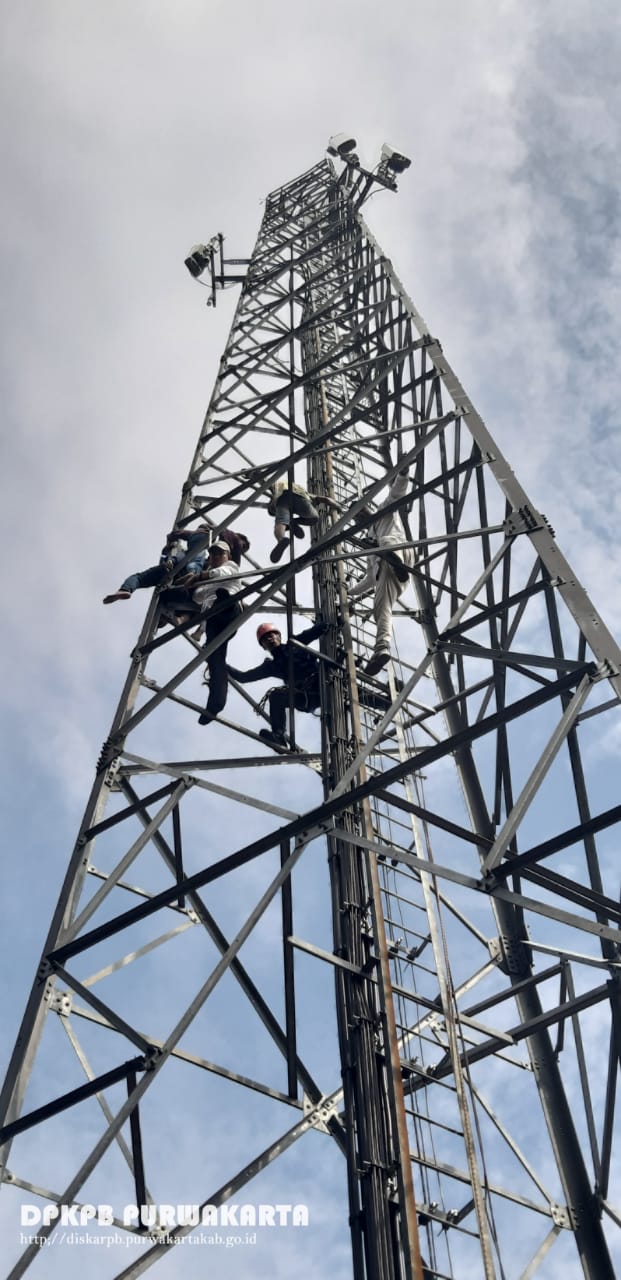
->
[256, 622, 281, 646]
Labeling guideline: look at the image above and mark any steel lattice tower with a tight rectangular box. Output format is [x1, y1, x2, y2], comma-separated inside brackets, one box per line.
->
[2, 147, 621, 1280]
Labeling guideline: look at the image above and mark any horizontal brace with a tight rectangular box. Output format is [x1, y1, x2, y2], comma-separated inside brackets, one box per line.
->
[83, 780, 180, 840]
[521, 866, 621, 925]
[452, 983, 610, 1073]
[491, 803, 621, 881]
[288, 935, 374, 978]
[120, 752, 321, 773]
[601, 1201, 621, 1230]
[407, 1150, 555, 1219]
[411, 676, 495, 721]
[528, 939, 621, 971]
[392, 981, 518, 1044]
[118, 752, 300, 820]
[577, 696, 621, 724]
[372, 787, 491, 850]
[437, 640, 588, 673]
[87, 867, 193, 915]
[0, 1056, 147, 1143]
[80, 919, 195, 988]
[413, 524, 507, 552]
[70, 1001, 304, 1112]
[414, 1203, 480, 1240]
[441, 578, 551, 642]
[462, 963, 563, 1019]
[213, 273, 246, 285]
[327, 420, 447, 449]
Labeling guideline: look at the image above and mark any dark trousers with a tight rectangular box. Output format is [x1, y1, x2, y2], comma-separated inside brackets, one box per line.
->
[269, 685, 320, 735]
[205, 602, 242, 716]
[269, 682, 391, 734]
[159, 586, 200, 614]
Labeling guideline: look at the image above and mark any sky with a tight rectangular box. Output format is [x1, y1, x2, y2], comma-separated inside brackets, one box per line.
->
[1, 1, 621, 1277]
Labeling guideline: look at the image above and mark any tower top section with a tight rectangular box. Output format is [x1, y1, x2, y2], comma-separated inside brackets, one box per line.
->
[183, 134, 413, 304]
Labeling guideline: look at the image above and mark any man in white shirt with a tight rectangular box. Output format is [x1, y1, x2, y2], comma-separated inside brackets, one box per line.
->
[192, 541, 244, 725]
[348, 470, 414, 675]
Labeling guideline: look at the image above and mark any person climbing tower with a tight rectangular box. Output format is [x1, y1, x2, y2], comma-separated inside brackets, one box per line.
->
[227, 620, 328, 747]
[102, 523, 212, 604]
[347, 468, 414, 675]
[268, 480, 340, 563]
[227, 619, 393, 749]
[193, 541, 245, 725]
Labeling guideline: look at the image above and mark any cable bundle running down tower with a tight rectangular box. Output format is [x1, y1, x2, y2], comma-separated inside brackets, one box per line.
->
[1, 144, 620, 1280]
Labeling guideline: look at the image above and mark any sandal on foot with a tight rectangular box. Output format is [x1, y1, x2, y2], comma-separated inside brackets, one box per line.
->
[103, 591, 132, 604]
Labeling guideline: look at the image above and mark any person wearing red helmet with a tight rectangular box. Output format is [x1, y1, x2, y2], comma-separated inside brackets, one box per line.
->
[227, 619, 329, 748]
[228, 618, 392, 749]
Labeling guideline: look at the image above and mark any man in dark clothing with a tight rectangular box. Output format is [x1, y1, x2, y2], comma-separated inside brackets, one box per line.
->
[227, 620, 392, 749]
[227, 621, 327, 747]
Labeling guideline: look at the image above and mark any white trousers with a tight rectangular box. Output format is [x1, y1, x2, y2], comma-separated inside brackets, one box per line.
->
[373, 564, 404, 654]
